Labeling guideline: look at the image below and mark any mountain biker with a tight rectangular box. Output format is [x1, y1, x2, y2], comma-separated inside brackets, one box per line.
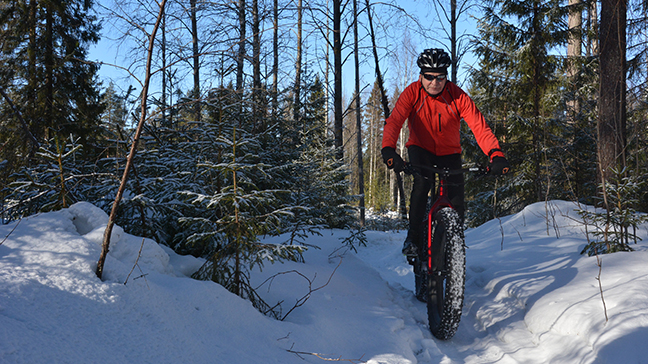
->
[381, 48, 510, 258]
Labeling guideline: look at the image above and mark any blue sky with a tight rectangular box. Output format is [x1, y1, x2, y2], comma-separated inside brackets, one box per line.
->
[88, 0, 481, 99]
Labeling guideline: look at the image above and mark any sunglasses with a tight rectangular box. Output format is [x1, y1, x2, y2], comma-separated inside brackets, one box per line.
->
[422, 73, 447, 81]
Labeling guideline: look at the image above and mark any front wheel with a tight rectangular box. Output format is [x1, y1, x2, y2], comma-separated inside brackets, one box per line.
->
[425, 207, 465, 340]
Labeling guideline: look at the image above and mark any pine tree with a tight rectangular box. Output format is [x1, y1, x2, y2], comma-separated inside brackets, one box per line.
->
[184, 124, 303, 317]
[0, 0, 103, 184]
[465, 0, 571, 225]
[579, 167, 648, 255]
[292, 74, 354, 229]
[8, 135, 84, 217]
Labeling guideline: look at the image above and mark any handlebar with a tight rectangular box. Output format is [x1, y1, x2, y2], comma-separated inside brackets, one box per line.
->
[402, 163, 489, 177]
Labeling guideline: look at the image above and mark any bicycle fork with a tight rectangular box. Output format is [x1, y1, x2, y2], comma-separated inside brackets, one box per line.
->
[426, 179, 453, 274]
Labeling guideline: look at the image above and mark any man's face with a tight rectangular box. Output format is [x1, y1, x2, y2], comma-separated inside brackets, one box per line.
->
[420, 72, 447, 95]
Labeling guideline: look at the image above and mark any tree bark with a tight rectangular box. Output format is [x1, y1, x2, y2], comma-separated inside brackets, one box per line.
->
[252, 0, 262, 130]
[333, 0, 343, 159]
[236, 0, 246, 127]
[161, 11, 167, 126]
[272, 0, 279, 114]
[294, 0, 303, 123]
[191, 0, 201, 121]
[353, 0, 365, 226]
[44, 3, 53, 139]
[450, 0, 457, 83]
[598, 0, 627, 182]
[567, 0, 582, 118]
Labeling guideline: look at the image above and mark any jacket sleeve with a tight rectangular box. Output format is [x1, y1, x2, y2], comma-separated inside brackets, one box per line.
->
[455, 88, 504, 160]
[381, 83, 417, 149]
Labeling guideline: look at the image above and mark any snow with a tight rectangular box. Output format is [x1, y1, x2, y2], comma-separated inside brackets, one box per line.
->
[1, 200, 647, 363]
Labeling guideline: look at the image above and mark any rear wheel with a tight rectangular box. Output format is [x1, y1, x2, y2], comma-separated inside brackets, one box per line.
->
[425, 207, 465, 340]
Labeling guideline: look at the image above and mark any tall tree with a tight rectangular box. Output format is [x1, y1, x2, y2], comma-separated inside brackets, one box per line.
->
[251, 0, 263, 132]
[294, 0, 303, 123]
[468, 0, 567, 219]
[333, 0, 343, 159]
[272, 0, 279, 114]
[364, 0, 390, 119]
[353, 0, 364, 225]
[236, 0, 246, 128]
[431, 0, 473, 83]
[597, 0, 627, 181]
[1, 0, 103, 150]
[191, 0, 201, 121]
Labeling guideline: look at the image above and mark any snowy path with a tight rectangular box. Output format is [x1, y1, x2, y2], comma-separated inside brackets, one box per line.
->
[355, 202, 648, 363]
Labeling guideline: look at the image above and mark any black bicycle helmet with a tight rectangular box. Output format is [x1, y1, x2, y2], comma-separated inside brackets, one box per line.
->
[417, 48, 451, 73]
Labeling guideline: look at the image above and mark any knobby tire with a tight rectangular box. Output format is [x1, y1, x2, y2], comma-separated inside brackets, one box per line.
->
[424, 207, 465, 340]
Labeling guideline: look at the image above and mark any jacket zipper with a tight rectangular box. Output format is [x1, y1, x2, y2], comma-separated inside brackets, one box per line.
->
[438, 113, 442, 132]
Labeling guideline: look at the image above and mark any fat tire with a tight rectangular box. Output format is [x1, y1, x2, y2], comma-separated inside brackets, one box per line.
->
[425, 207, 465, 340]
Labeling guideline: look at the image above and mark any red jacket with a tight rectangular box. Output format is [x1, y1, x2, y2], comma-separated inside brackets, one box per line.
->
[382, 80, 504, 159]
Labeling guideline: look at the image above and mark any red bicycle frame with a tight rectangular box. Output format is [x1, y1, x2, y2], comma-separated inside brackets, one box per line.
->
[426, 179, 454, 272]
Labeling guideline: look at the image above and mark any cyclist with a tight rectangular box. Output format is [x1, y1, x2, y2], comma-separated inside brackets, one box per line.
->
[381, 48, 510, 258]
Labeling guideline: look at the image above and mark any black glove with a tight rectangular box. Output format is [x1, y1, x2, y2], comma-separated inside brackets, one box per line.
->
[489, 156, 511, 175]
[381, 147, 405, 172]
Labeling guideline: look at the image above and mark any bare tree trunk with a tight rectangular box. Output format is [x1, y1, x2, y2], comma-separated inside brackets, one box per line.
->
[567, 0, 582, 119]
[272, 0, 279, 114]
[44, 4, 53, 139]
[397, 129, 407, 219]
[191, 0, 201, 121]
[326, 0, 331, 130]
[161, 11, 167, 127]
[28, 0, 37, 138]
[252, 0, 261, 130]
[532, 1, 543, 202]
[598, 0, 627, 182]
[365, 0, 406, 218]
[333, 0, 343, 159]
[294, 0, 302, 123]
[236, 0, 246, 127]
[450, 0, 457, 83]
[96, 0, 167, 280]
[353, 0, 365, 226]
[432, 0, 470, 84]
[365, 0, 390, 119]
[567, 0, 582, 75]
[368, 111, 375, 207]
[588, 1, 599, 56]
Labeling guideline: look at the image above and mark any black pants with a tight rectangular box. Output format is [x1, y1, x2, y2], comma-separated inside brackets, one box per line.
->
[407, 146, 464, 251]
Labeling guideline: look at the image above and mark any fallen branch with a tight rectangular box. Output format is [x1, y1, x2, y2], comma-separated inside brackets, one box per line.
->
[287, 343, 366, 363]
[124, 237, 149, 288]
[256, 256, 344, 321]
[595, 254, 609, 323]
[498, 216, 504, 250]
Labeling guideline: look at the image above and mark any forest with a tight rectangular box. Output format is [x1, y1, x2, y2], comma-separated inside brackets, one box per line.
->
[1, 0, 647, 312]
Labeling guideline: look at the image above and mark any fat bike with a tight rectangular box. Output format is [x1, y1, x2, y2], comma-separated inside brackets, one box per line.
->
[403, 164, 486, 340]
